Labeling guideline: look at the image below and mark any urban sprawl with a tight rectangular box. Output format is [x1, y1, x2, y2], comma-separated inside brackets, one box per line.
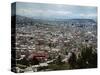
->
[12, 15, 97, 73]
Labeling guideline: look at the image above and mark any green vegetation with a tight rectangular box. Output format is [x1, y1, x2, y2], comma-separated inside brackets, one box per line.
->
[48, 63, 70, 70]
[47, 45, 97, 70]
[68, 52, 77, 69]
[76, 46, 97, 68]
[16, 56, 40, 69]
[16, 45, 97, 70]
[16, 64, 27, 69]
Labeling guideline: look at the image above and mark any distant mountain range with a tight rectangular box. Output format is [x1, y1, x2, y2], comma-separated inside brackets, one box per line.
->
[12, 15, 97, 27]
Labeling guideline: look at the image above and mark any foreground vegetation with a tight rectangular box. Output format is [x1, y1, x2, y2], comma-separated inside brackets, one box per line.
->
[16, 45, 97, 72]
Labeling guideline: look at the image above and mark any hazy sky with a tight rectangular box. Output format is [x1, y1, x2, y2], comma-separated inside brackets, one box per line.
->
[16, 2, 97, 19]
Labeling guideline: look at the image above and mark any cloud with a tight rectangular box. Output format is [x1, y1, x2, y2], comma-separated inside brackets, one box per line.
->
[17, 8, 73, 18]
[16, 8, 32, 16]
[16, 2, 97, 19]
[79, 13, 97, 18]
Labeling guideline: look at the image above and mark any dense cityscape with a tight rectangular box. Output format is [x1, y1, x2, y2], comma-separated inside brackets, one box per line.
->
[11, 15, 97, 73]
[11, 2, 97, 73]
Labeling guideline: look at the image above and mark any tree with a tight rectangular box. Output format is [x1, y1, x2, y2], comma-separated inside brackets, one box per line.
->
[55, 55, 63, 65]
[68, 52, 77, 69]
[76, 46, 97, 68]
